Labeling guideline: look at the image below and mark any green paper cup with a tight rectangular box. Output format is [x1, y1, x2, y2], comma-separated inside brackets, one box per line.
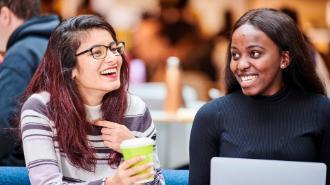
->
[120, 137, 155, 184]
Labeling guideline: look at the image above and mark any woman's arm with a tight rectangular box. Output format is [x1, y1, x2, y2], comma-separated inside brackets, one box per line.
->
[20, 95, 104, 185]
[319, 99, 330, 185]
[105, 156, 154, 185]
[189, 102, 221, 185]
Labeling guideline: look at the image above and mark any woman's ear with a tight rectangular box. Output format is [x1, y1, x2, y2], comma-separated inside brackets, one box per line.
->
[280, 51, 290, 69]
[72, 68, 77, 79]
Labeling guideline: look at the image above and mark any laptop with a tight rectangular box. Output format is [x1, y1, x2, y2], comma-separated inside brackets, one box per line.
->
[211, 157, 327, 185]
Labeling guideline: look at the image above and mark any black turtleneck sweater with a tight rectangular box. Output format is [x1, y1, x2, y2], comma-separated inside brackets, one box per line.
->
[189, 88, 330, 185]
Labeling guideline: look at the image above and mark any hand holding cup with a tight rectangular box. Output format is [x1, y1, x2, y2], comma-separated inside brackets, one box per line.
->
[120, 137, 156, 184]
[107, 156, 154, 185]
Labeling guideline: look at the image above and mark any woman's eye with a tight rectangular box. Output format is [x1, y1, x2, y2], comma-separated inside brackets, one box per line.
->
[250, 51, 261, 58]
[231, 53, 240, 60]
[93, 50, 103, 56]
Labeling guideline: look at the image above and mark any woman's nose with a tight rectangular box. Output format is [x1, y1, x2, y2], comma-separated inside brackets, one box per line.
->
[237, 57, 250, 70]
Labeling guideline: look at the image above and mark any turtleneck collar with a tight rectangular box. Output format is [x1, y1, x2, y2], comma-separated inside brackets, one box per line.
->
[248, 86, 291, 103]
[85, 104, 102, 121]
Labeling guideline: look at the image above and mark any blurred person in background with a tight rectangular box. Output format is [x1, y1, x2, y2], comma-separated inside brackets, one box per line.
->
[189, 8, 330, 185]
[19, 15, 164, 185]
[212, 9, 235, 95]
[132, 13, 171, 82]
[0, 0, 59, 166]
[132, 0, 217, 100]
[281, 7, 330, 97]
[159, 0, 217, 82]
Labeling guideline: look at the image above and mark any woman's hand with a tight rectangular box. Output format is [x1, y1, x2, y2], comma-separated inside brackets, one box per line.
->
[93, 120, 135, 152]
[106, 156, 154, 185]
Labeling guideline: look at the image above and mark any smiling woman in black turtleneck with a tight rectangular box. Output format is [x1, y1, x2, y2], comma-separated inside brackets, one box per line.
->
[189, 8, 330, 185]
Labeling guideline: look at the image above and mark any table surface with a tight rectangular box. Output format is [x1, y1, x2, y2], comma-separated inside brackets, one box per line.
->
[150, 106, 203, 168]
[150, 108, 198, 124]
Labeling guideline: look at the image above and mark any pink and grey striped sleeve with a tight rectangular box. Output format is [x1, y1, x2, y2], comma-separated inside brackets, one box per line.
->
[20, 92, 105, 185]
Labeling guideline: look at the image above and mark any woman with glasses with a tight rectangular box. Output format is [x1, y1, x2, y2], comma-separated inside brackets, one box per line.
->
[19, 15, 165, 185]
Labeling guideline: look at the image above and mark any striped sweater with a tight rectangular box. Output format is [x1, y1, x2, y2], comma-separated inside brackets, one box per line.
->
[20, 91, 165, 185]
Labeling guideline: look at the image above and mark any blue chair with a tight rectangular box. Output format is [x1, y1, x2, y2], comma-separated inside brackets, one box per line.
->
[0, 167, 188, 185]
[0, 167, 29, 185]
[163, 169, 189, 185]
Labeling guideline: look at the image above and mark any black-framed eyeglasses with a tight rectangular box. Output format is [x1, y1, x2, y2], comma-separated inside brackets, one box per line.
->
[75, 41, 125, 60]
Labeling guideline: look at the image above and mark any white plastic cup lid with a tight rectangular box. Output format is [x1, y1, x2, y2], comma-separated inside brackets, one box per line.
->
[120, 137, 154, 149]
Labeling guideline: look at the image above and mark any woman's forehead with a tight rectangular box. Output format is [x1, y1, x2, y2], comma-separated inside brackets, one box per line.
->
[78, 29, 114, 47]
[231, 24, 275, 48]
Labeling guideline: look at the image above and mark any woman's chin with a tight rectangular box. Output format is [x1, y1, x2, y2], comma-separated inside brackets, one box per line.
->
[241, 87, 258, 96]
[104, 82, 121, 92]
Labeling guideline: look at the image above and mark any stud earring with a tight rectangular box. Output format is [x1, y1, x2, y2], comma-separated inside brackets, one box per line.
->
[281, 64, 285, 69]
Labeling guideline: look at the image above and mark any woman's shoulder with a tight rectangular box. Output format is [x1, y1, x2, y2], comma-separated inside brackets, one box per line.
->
[314, 94, 330, 114]
[309, 94, 330, 126]
[292, 91, 330, 116]
[295, 91, 330, 107]
[22, 91, 50, 112]
[125, 94, 154, 135]
[21, 91, 51, 127]
[126, 94, 147, 116]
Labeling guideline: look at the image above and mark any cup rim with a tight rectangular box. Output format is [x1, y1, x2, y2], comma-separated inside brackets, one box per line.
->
[120, 137, 154, 149]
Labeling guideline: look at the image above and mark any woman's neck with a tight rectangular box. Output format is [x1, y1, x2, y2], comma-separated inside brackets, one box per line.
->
[79, 89, 105, 106]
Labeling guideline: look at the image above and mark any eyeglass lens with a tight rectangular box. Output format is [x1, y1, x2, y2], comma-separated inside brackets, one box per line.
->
[91, 42, 125, 59]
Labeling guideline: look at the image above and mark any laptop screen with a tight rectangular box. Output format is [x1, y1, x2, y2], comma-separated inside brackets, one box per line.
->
[211, 157, 326, 185]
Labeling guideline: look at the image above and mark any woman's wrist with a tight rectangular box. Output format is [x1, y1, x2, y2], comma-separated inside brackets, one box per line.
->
[105, 176, 118, 185]
[104, 177, 110, 185]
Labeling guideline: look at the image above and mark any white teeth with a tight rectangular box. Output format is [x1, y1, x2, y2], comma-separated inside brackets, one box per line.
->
[101, 68, 116, 75]
[241, 75, 257, 82]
